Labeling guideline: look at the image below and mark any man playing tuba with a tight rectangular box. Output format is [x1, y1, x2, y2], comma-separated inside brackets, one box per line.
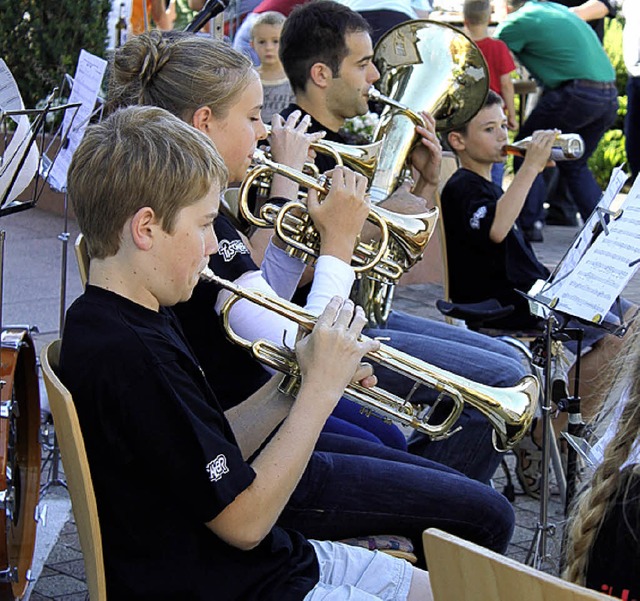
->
[239, 0, 532, 482]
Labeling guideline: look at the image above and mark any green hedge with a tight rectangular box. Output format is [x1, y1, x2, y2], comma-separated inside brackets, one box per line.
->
[588, 16, 629, 188]
[0, 0, 111, 109]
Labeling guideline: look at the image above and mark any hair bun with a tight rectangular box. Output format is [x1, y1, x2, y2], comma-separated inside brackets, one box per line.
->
[139, 32, 172, 89]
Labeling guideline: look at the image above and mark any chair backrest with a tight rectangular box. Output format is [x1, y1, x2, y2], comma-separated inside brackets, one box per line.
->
[74, 233, 89, 288]
[423, 528, 611, 601]
[40, 340, 107, 601]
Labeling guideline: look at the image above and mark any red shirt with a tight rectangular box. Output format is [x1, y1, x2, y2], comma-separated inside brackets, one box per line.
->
[475, 37, 516, 98]
[254, 0, 307, 15]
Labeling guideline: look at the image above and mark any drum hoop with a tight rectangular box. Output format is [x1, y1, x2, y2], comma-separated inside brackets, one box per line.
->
[0, 328, 41, 598]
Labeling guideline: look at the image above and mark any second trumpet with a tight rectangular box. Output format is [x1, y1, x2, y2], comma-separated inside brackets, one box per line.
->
[239, 148, 438, 277]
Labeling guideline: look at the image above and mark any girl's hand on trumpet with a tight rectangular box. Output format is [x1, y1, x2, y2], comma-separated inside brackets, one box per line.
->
[295, 297, 380, 414]
[269, 110, 325, 215]
[307, 166, 370, 265]
[269, 110, 325, 173]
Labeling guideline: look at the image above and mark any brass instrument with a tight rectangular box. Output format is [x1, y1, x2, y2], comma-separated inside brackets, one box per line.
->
[239, 149, 439, 278]
[355, 20, 489, 323]
[201, 267, 539, 452]
[369, 20, 489, 204]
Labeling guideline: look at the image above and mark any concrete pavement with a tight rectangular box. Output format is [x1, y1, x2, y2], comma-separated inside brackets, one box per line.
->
[0, 204, 637, 600]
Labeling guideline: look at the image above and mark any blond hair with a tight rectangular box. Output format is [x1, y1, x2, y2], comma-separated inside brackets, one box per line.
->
[68, 106, 227, 259]
[564, 323, 640, 585]
[107, 30, 254, 123]
[251, 11, 286, 39]
[463, 0, 491, 25]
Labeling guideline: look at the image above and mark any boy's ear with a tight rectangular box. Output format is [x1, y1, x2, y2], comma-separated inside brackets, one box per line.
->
[447, 131, 465, 153]
[130, 207, 159, 251]
[192, 105, 213, 134]
[309, 62, 332, 89]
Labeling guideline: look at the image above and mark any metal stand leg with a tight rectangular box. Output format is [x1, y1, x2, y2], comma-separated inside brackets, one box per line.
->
[40, 193, 70, 496]
[526, 314, 557, 570]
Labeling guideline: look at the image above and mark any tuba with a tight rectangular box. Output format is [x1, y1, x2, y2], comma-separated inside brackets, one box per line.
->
[352, 19, 489, 324]
[201, 267, 539, 452]
[368, 19, 489, 203]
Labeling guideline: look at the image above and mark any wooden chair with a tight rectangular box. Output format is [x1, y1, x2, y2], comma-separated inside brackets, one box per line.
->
[423, 528, 610, 601]
[40, 340, 107, 601]
[74, 233, 89, 288]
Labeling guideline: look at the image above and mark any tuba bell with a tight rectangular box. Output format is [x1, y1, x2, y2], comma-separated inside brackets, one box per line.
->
[200, 267, 539, 452]
[352, 19, 489, 324]
[368, 19, 489, 203]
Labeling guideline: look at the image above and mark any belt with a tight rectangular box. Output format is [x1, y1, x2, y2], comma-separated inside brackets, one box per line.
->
[568, 79, 617, 90]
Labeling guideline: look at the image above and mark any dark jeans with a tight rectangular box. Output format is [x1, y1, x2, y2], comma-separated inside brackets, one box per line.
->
[515, 80, 619, 229]
[626, 76, 640, 182]
[277, 432, 516, 567]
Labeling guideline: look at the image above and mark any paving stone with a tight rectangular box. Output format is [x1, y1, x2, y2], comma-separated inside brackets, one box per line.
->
[33, 574, 87, 597]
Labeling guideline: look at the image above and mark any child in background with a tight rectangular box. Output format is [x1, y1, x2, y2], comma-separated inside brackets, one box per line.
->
[251, 11, 295, 123]
[463, 0, 517, 186]
[442, 90, 635, 496]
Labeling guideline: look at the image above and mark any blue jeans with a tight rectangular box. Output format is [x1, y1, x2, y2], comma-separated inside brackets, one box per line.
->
[278, 432, 515, 567]
[626, 76, 640, 182]
[364, 311, 528, 484]
[514, 81, 619, 229]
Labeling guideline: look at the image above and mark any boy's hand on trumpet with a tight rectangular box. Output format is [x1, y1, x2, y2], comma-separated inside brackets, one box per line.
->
[295, 297, 379, 415]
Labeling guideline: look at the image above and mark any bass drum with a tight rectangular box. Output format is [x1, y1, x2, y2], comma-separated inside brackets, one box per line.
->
[0, 328, 41, 600]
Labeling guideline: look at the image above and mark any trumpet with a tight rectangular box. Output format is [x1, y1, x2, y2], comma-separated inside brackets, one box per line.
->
[201, 267, 539, 451]
[239, 148, 438, 277]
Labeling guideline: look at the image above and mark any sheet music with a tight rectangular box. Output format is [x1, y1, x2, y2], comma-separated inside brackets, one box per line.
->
[544, 165, 629, 286]
[48, 50, 107, 192]
[0, 60, 40, 205]
[539, 174, 640, 324]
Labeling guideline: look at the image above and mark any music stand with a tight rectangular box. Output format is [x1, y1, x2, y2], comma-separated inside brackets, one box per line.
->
[37, 53, 107, 498]
[524, 168, 640, 570]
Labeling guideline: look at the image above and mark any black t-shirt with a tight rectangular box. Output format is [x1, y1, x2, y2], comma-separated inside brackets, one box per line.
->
[441, 168, 550, 329]
[173, 213, 271, 410]
[586, 466, 640, 599]
[60, 285, 318, 600]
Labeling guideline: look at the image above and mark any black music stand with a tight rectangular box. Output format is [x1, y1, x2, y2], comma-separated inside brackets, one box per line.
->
[523, 170, 639, 570]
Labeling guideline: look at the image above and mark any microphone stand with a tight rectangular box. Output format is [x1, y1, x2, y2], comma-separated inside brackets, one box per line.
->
[40, 189, 70, 496]
[184, 0, 229, 33]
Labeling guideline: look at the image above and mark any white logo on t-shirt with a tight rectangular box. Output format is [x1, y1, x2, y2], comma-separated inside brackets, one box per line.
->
[218, 239, 250, 262]
[470, 206, 488, 230]
[206, 454, 229, 482]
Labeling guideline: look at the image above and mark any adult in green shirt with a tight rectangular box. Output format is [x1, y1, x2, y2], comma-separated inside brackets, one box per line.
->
[495, 0, 617, 242]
